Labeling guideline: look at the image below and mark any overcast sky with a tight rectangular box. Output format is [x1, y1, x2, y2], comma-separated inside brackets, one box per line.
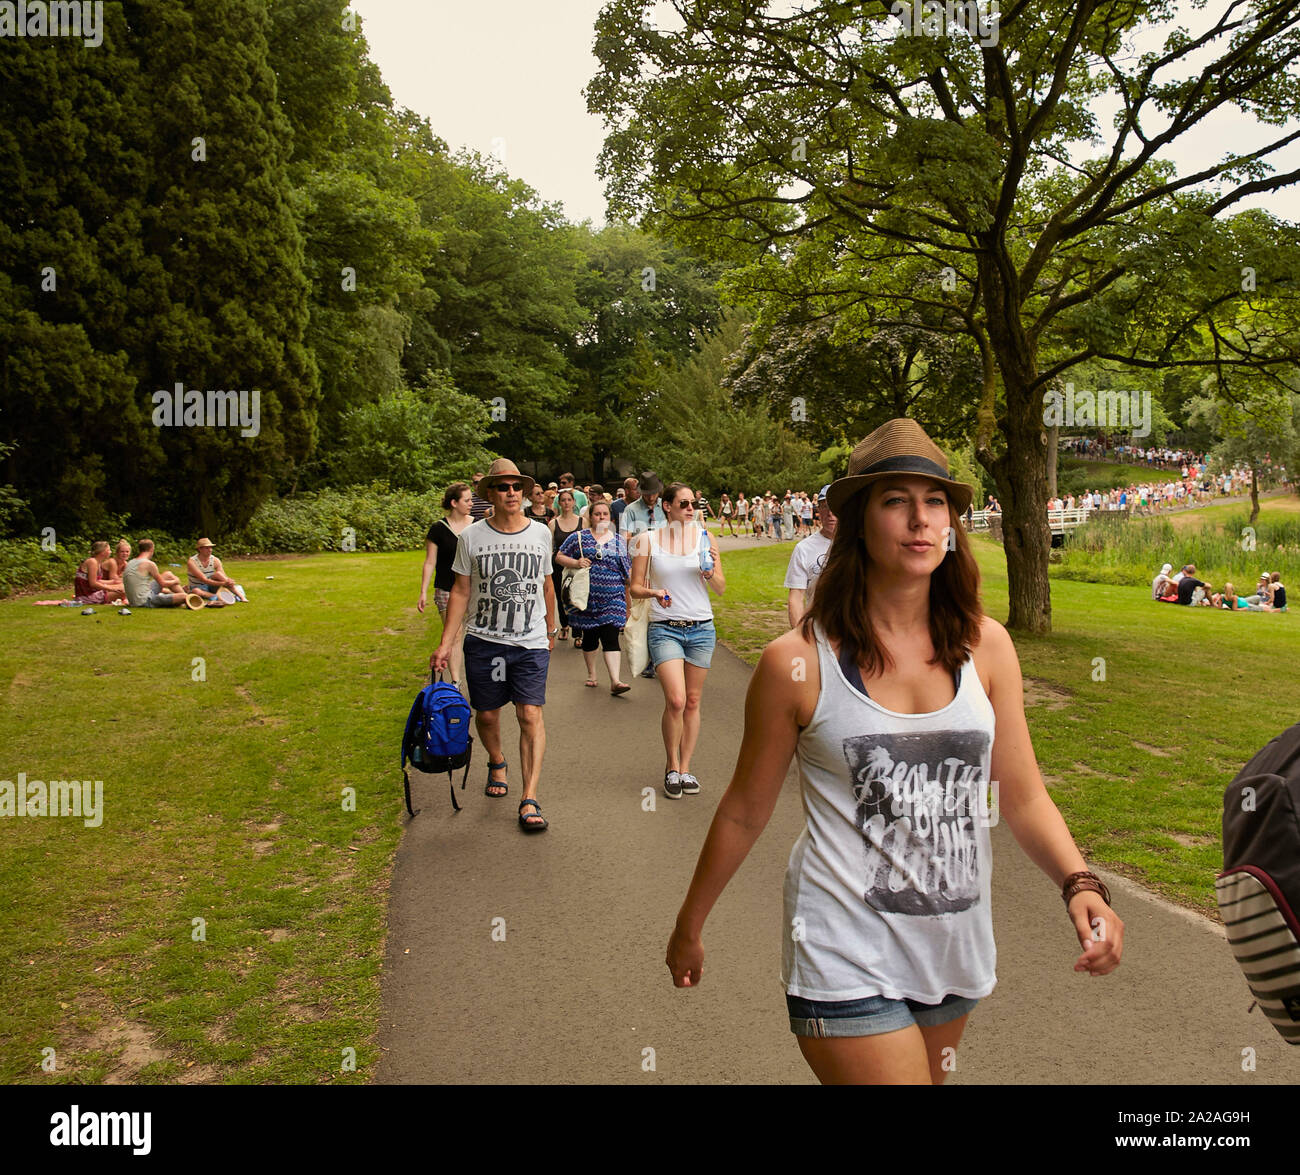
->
[350, 0, 1300, 228]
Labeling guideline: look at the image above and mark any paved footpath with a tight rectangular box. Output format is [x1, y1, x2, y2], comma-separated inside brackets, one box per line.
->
[376, 634, 1298, 1085]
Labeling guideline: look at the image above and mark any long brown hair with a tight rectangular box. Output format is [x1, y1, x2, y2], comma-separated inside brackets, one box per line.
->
[800, 485, 984, 679]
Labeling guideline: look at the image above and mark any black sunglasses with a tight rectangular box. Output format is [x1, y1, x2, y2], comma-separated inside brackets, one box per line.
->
[494, 482, 526, 492]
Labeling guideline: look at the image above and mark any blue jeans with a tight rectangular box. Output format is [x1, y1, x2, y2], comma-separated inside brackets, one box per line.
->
[786, 992, 979, 1038]
[647, 620, 716, 668]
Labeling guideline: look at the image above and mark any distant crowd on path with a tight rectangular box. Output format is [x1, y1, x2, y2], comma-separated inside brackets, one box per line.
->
[716, 490, 819, 541]
[1151, 562, 1288, 612]
[1060, 437, 1209, 469]
[44, 537, 248, 610]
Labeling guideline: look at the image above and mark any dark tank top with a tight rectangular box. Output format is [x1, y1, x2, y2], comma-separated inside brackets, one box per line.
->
[552, 517, 579, 553]
[838, 644, 961, 703]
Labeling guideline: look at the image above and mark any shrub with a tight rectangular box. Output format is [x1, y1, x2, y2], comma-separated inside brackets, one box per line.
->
[224, 483, 443, 554]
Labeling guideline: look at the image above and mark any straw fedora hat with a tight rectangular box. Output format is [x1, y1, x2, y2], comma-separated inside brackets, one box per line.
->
[477, 457, 535, 497]
[827, 418, 972, 517]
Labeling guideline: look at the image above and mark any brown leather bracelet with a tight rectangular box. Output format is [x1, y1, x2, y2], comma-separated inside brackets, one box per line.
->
[1062, 870, 1111, 908]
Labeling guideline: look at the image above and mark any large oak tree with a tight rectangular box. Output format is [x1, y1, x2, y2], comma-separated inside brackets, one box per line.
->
[588, 0, 1300, 631]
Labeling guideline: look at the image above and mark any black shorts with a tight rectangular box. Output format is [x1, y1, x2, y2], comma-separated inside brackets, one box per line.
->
[579, 623, 621, 652]
[463, 634, 549, 711]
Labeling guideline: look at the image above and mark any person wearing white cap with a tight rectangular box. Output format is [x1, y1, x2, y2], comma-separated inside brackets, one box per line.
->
[666, 417, 1123, 1084]
[784, 486, 837, 628]
[1151, 562, 1175, 601]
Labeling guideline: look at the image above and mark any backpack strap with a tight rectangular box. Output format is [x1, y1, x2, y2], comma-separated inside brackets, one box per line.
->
[401, 688, 426, 768]
[448, 739, 472, 812]
[403, 768, 419, 818]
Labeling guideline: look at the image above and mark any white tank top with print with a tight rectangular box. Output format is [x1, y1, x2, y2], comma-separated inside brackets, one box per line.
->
[782, 623, 998, 1003]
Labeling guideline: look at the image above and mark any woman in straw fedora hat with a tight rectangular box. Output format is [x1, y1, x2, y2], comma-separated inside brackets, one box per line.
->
[666, 418, 1124, 1084]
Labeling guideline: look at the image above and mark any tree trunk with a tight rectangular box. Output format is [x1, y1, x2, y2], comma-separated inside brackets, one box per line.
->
[1249, 454, 1260, 526]
[992, 398, 1052, 633]
[976, 262, 1053, 634]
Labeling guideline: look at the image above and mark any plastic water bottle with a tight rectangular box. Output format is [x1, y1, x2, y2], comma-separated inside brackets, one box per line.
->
[699, 530, 714, 574]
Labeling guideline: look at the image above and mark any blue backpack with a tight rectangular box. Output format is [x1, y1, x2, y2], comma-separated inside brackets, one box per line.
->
[401, 678, 473, 817]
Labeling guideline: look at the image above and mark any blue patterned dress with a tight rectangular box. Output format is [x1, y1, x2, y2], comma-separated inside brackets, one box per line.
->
[558, 529, 631, 630]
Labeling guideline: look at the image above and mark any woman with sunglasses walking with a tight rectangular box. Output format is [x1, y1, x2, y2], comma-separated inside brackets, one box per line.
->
[629, 483, 725, 798]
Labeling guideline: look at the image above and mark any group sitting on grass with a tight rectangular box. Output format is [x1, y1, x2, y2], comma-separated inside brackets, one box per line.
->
[1151, 562, 1287, 611]
[64, 538, 247, 609]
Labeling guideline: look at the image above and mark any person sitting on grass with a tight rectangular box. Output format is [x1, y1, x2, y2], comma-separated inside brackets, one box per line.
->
[1175, 565, 1212, 606]
[186, 538, 239, 600]
[123, 539, 189, 608]
[1151, 562, 1174, 600]
[1269, 572, 1288, 612]
[101, 538, 132, 581]
[74, 541, 126, 605]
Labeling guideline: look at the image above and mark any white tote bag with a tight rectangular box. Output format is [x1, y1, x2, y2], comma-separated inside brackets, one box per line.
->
[622, 537, 652, 677]
[561, 532, 591, 613]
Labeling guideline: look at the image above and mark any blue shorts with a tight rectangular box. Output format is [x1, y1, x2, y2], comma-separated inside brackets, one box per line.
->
[647, 620, 716, 668]
[786, 992, 979, 1038]
[463, 634, 549, 711]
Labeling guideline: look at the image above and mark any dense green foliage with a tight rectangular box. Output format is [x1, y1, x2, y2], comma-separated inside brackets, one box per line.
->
[224, 483, 445, 554]
[0, 1, 727, 544]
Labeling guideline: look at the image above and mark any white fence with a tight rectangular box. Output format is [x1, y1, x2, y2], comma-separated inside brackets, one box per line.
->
[967, 507, 1093, 534]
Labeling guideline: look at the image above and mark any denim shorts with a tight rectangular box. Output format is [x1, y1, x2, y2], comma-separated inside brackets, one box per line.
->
[647, 620, 716, 668]
[786, 992, 979, 1038]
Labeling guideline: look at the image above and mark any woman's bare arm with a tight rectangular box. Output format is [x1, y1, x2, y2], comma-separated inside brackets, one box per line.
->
[666, 629, 813, 986]
[983, 617, 1124, 975]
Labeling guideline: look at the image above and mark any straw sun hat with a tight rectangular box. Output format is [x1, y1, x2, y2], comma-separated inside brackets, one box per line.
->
[477, 457, 535, 497]
[826, 418, 973, 517]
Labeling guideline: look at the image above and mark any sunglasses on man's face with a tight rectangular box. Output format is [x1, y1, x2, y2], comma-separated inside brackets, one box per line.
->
[495, 482, 526, 493]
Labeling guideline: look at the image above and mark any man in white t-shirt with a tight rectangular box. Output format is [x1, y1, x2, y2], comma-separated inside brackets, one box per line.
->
[433, 457, 558, 833]
[785, 485, 837, 627]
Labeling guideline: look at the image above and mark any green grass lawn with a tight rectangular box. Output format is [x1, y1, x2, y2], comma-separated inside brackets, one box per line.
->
[0, 555, 433, 1085]
[712, 535, 1300, 918]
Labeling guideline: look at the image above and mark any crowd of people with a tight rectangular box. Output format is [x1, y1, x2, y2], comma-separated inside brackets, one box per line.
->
[424, 465, 730, 829]
[714, 490, 820, 540]
[420, 466, 847, 822]
[1059, 437, 1208, 469]
[1151, 562, 1288, 611]
[50, 537, 248, 610]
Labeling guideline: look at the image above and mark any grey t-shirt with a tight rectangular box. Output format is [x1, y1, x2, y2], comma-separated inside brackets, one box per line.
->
[452, 518, 553, 649]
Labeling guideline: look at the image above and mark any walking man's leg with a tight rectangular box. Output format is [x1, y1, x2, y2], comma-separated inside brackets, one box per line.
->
[516, 703, 546, 827]
[476, 708, 508, 796]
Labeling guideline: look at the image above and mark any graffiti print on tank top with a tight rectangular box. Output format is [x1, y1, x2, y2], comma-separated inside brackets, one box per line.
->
[842, 729, 992, 916]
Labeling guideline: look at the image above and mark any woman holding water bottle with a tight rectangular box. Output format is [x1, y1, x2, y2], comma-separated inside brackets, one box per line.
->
[629, 483, 725, 799]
